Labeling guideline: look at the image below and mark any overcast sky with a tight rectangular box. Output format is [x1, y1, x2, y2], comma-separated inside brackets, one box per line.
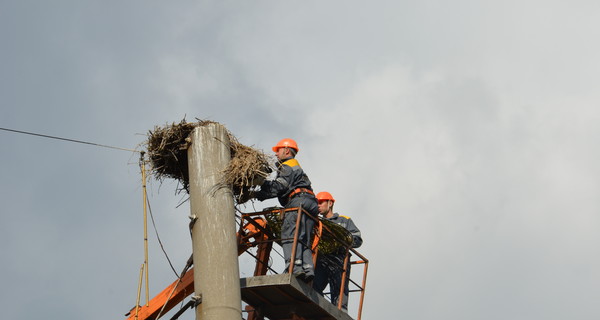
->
[2, 1, 600, 319]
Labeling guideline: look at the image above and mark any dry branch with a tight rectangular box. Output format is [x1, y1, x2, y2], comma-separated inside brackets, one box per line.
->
[145, 119, 271, 196]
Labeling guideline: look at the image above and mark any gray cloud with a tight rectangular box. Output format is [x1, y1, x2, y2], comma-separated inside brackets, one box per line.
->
[2, 1, 600, 319]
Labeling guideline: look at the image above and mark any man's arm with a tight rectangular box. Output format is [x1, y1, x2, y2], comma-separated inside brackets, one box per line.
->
[255, 165, 292, 201]
[346, 218, 363, 248]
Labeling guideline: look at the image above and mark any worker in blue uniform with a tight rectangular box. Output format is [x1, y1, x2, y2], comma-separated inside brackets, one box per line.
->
[313, 191, 362, 310]
[253, 138, 319, 282]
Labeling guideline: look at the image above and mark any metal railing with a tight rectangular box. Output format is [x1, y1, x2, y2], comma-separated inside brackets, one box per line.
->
[238, 207, 369, 320]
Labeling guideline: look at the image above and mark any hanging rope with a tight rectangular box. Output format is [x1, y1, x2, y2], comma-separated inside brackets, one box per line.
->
[146, 191, 179, 278]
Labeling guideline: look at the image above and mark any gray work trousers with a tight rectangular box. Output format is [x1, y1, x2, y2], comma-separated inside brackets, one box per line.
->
[281, 194, 318, 276]
[313, 254, 350, 310]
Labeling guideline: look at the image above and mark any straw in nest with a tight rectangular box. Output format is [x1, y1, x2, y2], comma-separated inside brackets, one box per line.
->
[145, 119, 272, 195]
[223, 135, 272, 200]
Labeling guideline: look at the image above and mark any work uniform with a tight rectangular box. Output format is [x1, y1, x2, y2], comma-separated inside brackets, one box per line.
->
[255, 157, 319, 279]
[313, 213, 362, 310]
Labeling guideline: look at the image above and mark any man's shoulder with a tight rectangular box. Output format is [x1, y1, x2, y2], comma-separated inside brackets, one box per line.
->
[282, 158, 300, 167]
[331, 213, 352, 221]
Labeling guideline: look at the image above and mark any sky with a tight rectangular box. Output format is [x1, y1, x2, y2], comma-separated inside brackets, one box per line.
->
[1, 1, 600, 319]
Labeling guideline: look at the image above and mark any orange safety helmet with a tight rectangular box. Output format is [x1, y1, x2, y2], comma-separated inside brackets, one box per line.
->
[316, 191, 335, 203]
[272, 138, 299, 152]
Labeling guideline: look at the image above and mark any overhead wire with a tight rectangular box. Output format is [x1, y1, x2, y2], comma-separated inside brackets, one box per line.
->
[2, 127, 205, 316]
[3, 126, 296, 313]
[0, 126, 139, 153]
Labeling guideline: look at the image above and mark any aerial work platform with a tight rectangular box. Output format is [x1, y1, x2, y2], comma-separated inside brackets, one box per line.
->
[241, 274, 353, 320]
[125, 207, 368, 320]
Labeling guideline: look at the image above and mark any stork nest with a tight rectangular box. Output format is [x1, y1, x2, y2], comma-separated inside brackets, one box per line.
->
[264, 211, 353, 255]
[145, 119, 272, 195]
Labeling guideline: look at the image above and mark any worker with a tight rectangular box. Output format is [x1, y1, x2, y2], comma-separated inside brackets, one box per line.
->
[252, 138, 319, 282]
[313, 191, 362, 310]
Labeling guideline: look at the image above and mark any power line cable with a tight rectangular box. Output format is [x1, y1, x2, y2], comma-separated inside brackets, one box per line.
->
[0, 126, 139, 153]
[146, 190, 180, 278]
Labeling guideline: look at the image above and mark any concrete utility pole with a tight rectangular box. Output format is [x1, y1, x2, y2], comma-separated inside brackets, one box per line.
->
[188, 124, 242, 320]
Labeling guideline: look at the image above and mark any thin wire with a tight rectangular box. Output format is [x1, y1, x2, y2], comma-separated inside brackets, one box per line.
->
[0, 126, 139, 153]
[272, 246, 285, 260]
[155, 278, 182, 320]
[146, 188, 180, 278]
[242, 246, 279, 275]
[155, 256, 193, 320]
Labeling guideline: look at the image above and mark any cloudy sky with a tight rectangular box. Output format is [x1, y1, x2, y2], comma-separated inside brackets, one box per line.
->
[2, 1, 600, 319]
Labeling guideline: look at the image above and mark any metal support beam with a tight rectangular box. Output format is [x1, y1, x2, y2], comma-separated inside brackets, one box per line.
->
[125, 269, 195, 320]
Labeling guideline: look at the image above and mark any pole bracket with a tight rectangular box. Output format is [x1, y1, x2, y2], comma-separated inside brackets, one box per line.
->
[191, 294, 203, 307]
